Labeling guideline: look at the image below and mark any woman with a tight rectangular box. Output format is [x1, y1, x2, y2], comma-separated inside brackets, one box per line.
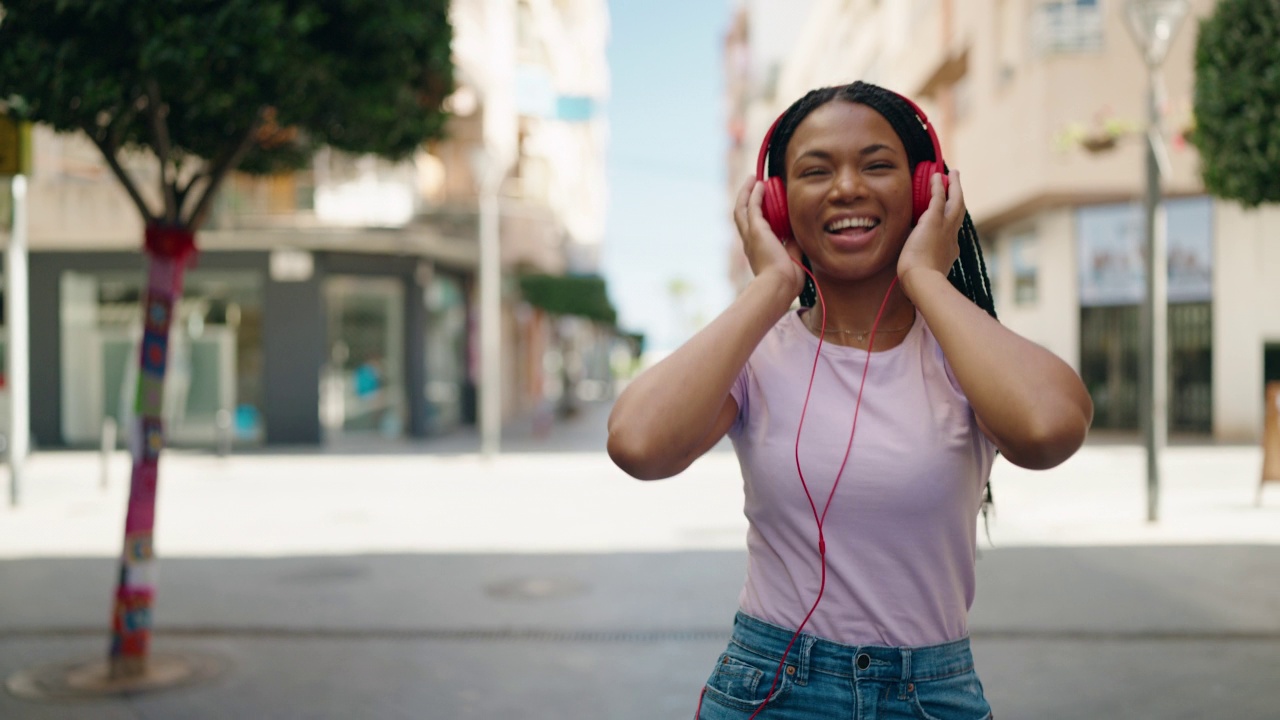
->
[607, 81, 1092, 719]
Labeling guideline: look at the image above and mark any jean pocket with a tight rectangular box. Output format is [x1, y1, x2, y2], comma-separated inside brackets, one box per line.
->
[910, 669, 992, 720]
[700, 647, 791, 714]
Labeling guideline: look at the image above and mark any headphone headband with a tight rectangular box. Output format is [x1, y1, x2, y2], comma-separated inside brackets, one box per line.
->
[756, 88, 943, 181]
[894, 93, 945, 174]
[756, 112, 785, 182]
[754, 85, 947, 230]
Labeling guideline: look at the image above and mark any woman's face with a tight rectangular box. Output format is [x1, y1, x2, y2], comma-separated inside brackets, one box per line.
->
[784, 100, 914, 283]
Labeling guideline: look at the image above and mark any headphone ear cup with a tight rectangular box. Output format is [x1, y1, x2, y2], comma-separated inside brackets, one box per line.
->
[762, 177, 792, 241]
[911, 162, 949, 223]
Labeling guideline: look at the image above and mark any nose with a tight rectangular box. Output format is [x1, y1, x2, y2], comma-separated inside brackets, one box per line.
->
[828, 166, 865, 202]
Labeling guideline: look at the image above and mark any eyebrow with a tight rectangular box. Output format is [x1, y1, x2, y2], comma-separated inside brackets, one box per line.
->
[794, 144, 898, 163]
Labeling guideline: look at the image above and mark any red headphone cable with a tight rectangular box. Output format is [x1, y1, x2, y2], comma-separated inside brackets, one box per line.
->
[695, 265, 900, 719]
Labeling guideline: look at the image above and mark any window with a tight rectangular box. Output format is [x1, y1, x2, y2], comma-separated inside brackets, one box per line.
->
[1031, 0, 1104, 55]
[1080, 305, 1140, 429]
[424, 273, 468, 435]
[60, 270, 265, 448]
[1010, 231, 1039, 305]
[321, 276, 406, 439]
[1080, 301, 1212, 433]
[1076, 198, 1213, 308]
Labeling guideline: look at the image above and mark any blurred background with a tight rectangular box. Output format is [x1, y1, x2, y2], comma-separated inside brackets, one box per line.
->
[0, 0, 1277, 450]
[1, 0, 1279, 718]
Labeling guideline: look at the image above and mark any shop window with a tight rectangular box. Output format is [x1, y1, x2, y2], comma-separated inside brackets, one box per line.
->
[424, 273, 468, 434]
[1077, 198, 1213, 308]
[59, 269, 264, 448]
[321, 276, 406, 439]
[1080, 301, 1213, 433]
[1080, 304, 1140, 430]
[1168, 302, 1212, 433]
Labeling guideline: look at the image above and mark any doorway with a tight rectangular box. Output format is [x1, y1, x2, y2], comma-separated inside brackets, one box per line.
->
[321, 276, 406, 440]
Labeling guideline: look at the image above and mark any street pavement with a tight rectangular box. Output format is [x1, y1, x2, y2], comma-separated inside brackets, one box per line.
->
[1, 400, 1278, 719]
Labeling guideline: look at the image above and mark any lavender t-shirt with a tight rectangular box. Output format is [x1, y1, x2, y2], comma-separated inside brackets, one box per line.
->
[728, 309, 996, 648]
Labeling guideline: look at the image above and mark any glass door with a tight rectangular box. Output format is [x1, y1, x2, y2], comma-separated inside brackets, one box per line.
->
[321, 275, 406, 439]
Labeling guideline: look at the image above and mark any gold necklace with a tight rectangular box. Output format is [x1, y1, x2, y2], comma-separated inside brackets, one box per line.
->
[811, 318, 914, 342]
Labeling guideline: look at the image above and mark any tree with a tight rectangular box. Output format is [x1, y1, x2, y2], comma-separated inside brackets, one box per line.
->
[1190, 0, 1280, 207]
[0, 0, 453, 680]
[518, 273, 618, 325]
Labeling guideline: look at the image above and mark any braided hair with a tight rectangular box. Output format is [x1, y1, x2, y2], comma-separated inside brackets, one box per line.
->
[765, 81, 999, 518]
[765, 81, 997, 321]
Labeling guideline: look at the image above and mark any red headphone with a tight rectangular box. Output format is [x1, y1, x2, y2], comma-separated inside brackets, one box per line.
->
[755, 90, 948, 240]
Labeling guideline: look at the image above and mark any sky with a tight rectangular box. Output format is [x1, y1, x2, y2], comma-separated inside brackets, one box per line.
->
[600, 0, 737, 354]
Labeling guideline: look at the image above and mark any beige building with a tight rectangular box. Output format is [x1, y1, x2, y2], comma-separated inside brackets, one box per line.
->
[727, 0, 1280, 442]
[0, 0, 611, 449]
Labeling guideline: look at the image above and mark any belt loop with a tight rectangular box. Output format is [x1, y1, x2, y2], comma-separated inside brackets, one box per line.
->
[900, 647, 912, 681]
[794, 634, 815, 685]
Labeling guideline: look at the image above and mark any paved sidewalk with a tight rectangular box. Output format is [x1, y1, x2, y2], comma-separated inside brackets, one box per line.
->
[1, 402, 1278, 718]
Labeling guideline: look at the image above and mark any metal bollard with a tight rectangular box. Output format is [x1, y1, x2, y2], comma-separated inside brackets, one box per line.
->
[100, 416, 117, 490]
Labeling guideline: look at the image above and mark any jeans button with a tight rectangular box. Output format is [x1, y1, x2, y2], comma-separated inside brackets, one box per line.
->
[855, 653, 871, 670]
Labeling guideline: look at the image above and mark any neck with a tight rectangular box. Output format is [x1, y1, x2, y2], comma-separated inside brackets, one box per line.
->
[804, 272, 915, 337]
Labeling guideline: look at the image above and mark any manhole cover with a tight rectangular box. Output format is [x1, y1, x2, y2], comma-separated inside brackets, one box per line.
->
[484, 576, 589, 601]
[6, 651, 227, 701]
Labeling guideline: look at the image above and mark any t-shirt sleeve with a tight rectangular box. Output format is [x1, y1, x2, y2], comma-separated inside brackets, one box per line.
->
[728, 362, 751, 436]
[938, 340, 999, 458]
[939, 344, 964, 396]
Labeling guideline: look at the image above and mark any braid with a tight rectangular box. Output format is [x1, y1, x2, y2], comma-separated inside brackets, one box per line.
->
[952, 214, 998, 320]
[763, 81, 997, 321]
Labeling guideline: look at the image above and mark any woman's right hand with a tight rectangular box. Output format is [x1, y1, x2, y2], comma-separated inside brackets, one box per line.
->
[733, 176, 806, 297]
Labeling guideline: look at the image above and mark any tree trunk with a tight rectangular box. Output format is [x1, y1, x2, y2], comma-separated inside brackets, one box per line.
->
[108, 224, 197, 679]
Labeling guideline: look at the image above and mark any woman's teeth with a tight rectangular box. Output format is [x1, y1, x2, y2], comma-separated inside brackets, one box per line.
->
[826, 217, 878, 233]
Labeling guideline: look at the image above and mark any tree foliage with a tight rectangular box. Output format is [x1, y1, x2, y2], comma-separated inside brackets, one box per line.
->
[0, 0, 454, 227]
[519, 273, 618, 326]
[1191, 0, 1280, 207]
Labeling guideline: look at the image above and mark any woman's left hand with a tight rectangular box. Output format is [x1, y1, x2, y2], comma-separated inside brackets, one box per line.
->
[898, 170, 965, 288]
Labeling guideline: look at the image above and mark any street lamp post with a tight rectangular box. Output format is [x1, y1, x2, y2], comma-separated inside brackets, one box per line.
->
[6, 174, 29, 508]
[475, 151, 507, 458]
[1, 114, 31, 508]
[1124, 0, 1189, 523]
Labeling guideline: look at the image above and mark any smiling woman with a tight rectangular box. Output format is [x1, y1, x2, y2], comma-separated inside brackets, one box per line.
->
[605, 80, 1093, 720]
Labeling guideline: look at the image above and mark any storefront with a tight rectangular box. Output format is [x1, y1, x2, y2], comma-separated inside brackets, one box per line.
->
[1076, 197, 1214, 434]
[23, 249, 472, 449]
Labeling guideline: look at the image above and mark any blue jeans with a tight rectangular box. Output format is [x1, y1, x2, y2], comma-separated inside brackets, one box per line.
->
[696, 612, 993, 719]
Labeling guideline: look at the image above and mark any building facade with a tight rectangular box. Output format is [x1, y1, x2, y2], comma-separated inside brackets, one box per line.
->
[0, 0, 611, 449]
[726, 0, 1280, 442]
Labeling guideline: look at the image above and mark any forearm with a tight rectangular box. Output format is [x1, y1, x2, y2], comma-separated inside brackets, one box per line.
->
[608, 270, 796, 478]
[902, 269, 1093, 469]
